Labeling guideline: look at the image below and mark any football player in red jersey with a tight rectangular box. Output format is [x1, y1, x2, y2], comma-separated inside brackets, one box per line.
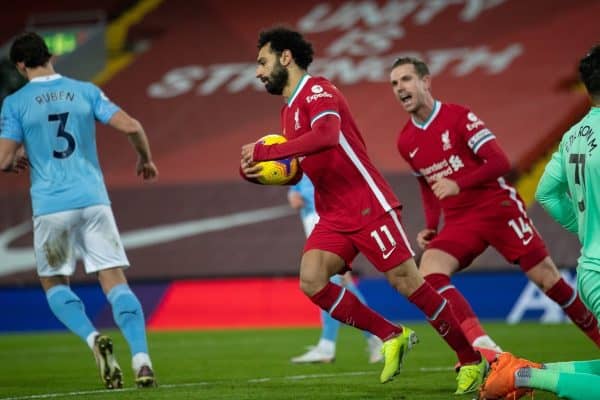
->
[390, 56, 600, 357]
[241, 27, 486, 394]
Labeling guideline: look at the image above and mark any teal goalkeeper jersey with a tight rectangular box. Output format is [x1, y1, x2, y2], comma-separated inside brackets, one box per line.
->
[536, 106, 600, 271]
[0, 74, 119, 216]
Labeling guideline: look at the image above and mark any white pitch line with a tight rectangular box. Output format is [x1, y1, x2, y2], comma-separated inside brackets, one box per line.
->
[0, 367, 453, 400]
[420, 366, 455, 372]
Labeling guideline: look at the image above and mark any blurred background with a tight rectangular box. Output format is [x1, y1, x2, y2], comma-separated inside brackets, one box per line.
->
[1, 0, 598, 333]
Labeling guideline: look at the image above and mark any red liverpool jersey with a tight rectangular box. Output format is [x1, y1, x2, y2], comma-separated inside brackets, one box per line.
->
[281, 75, 400, 231]
[397, 101, 519, 221]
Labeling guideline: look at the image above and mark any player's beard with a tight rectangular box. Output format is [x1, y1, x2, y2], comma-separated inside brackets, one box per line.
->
[264, 61, 288, 95]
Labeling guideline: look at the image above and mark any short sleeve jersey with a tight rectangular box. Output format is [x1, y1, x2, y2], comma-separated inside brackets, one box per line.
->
[0, 74, 119, 216]
[282, 75, 400, 232]
[397, 101, 522, 221]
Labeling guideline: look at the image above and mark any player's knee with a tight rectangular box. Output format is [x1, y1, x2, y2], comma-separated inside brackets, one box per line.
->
[40, 276, 69, 292]
[299, 276, 326, 297]
[419, 250, 459, 276]
[388, 278, 408, 295]
[538, 275, 561, 292]
[526, 259, 561, 291]
[98, 267, 128, 293]
[419, 264, 440, 277]
[299, 260, 331, 296]
[385, 270, 422, 297]
[419, 263, 455, 277]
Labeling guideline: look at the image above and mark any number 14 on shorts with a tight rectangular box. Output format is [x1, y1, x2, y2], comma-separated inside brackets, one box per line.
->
[508, 217, 534, 245]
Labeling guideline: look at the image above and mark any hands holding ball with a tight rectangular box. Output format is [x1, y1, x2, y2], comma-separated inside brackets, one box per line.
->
[241, 134, 299, 185]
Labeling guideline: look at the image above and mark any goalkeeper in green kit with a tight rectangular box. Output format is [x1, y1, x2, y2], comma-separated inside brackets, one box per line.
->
[480, 44, 600, 400]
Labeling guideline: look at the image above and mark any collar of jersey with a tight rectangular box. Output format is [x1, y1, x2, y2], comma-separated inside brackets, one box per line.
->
[30, 74, 62, 83]
[287, 74, 311, 107]
[411, 100, 441, 130]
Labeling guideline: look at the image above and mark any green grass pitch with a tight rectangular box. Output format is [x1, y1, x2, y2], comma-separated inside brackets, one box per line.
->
[0, 322, 595, 399]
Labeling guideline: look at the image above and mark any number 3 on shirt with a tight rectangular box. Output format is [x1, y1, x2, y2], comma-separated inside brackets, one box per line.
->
[49, 112, 75, 159]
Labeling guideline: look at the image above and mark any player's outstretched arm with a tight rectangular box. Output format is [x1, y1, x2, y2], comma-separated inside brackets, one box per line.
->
[108, 110, 158, 181]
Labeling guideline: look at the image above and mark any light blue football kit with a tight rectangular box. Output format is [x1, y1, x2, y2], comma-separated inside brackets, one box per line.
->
[0, 74, 115, 216]
[0, 74, 150, 366]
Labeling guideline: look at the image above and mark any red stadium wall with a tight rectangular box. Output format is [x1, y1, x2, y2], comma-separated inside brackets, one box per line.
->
[96, 0, 599, 187]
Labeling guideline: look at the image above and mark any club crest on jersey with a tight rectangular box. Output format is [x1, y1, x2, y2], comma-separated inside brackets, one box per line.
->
[441, 130, 452, 150]
[294, 108, 300, 130]
[311, 85, 323, 94]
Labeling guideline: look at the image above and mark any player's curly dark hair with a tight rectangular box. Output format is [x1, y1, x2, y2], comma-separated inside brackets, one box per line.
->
[391, 57, 430, 77]
[580, 44, 600, 97]
[257, 26, 314, 70]
[9, 32, 52, 68]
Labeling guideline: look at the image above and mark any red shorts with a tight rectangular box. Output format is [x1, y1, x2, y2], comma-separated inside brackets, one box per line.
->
[429, 200, 548, 272]
[304, 208, 415, 272]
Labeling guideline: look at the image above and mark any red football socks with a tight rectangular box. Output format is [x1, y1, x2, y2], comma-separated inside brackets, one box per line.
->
[310, 281, 402, 341]
[409, 282, 480, 365]
[425, 273, 487, 344]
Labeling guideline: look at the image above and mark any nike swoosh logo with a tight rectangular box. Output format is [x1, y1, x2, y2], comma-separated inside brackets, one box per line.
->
[0, 205, 295, 277]
[382, 247, 397, 259]
[522, 236, 533, 245]
[409, 148, 419, 158]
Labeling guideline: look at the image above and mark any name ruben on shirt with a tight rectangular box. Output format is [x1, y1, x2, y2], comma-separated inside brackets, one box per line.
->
[34, 91, 75, 105]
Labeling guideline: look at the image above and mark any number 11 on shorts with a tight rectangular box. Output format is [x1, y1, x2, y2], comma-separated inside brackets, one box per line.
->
[370, 224, 397, 254]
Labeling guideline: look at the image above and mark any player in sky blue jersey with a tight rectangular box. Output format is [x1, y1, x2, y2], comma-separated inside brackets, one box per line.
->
[0, 32, 158, 389]
[288, 175, 383, 364]
[481, 44, 600, 400]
